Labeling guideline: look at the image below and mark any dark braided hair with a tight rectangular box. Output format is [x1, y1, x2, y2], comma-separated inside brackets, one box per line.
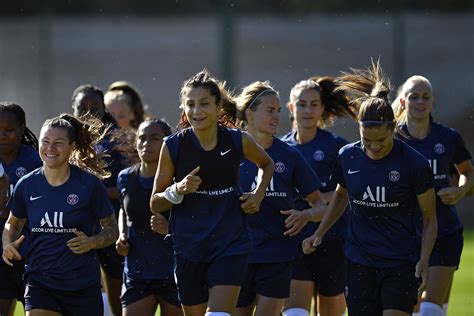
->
[0, 102, 38, 150]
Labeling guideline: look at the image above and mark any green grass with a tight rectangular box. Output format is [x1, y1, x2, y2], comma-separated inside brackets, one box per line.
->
[14, 231, 474, 316]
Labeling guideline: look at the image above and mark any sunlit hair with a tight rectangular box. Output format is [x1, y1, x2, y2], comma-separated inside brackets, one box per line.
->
[235, 80, 278, 130]
[106, 81, 145, 129]
[0, 102, 38, 150]
[336, 59, 395, 130]
[289, 77, 356, 128]
[392, 75, 433, 124]
[178, 69, 237, 129]
[138, 118, 172, 138]
[41, 113, 111, 179]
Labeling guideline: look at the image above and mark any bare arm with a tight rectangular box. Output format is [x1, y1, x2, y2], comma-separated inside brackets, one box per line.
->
[281, 190, 327, 236]
[240, 132, 274, 214]
[150, 143, 175, 214]
[438, 160, 474, 202]
[415, 187, 437, 293]
[2, 213, 27, 266]
[67, 213, 119, 254]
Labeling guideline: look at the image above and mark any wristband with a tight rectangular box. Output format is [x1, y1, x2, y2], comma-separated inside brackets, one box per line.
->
[0, 162, 4, 177]
[164, 183, 184, 204]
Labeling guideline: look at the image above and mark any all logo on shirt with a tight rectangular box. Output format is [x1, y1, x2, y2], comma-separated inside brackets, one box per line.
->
[434, 143, 445, 155]
[31, 211, 75, 233]
[352, 185, 399, 208]
[251, 176, 287, 197]
[313, 150, 325, 161]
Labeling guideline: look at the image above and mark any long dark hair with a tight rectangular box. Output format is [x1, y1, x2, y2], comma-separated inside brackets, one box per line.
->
[0, 102, 38, 150]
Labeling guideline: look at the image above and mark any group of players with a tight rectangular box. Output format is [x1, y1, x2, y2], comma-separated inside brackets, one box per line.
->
[0, 60, 473, 316]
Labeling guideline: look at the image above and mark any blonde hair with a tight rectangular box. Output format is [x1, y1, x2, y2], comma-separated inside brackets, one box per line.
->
[392, 75, 433, 124]
[236, 81, 278, 129]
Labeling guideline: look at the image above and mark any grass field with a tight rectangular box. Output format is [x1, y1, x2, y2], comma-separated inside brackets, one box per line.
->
[14, 231, 474, 316]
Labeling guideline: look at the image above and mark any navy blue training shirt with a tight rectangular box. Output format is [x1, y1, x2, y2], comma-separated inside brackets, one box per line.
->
[334, 139, 433, 268]
[240, 137, 321, 263]
[397, 122, 471, 238]
[281, 129, 349, 240]
[9, 165, 114, 290]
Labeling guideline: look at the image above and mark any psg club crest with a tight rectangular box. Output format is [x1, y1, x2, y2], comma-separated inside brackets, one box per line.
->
[434, 143, 445, 155]
[274, 162, 286, 173]
[15, 167, 27, 177]
[67, 194, 79, 205]
[313, 150, 325, 161]
[388, 170, 400, 182]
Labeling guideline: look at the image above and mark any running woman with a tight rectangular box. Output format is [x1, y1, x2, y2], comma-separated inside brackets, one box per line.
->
[2, 113, 119, 316]
[303, 61, 438, 316]
[72, 84, 130, 315]
[393, 75, 474, 316]
[0, 102, 42, 316]
[150, 70, 274, 316]
[105, 81, 146, 130]
[116, 119, 183, 316]
[280, 77, 356, 316]
[234, 81, 326, 316]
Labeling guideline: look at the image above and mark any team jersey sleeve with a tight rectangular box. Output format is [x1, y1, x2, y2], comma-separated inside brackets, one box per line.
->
[92, 177, 115, 220]
[117, 168, 129, 209]
[411, 152, 433, 195]
[229, 128, 244, 160]
[332, 151, 347, 188]
[451, 129, 472, 165]
[292, 149, 322, 197]
[164, 133, 180, 165]
[8, 179, 27, 219]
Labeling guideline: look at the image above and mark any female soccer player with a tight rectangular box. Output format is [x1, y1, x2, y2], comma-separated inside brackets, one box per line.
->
[116, 119, 183, 316]
[393, 76, 474, 316]
[233, 81, 326, 316]
[2, 113, 119, 316]
[303, 61, 438, 316]
[280, 77, 356, 316]
[150, 70, 274, 316]
[72, 84, 130, 315]
[0, 102, 42, 315]
[105, 81, 145, 130]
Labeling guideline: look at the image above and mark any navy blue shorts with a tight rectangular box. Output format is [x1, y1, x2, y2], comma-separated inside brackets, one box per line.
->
[346, 260, 420, 316]
[174, 254, 248, 306]
[24, 281, 103, 316]
[97, 243, 124, 279]
[121, 276, 180, 308]
[0, 260, 25, 302]
[237, 261, 292, 308]
[429, 230, 464, 269]
[292, 238, 347, 296]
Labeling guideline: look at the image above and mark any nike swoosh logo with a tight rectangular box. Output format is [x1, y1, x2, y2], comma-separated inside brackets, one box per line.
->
[347, 169, 360, 174]
[29, 195, 42, 201]
[220, 149, 231, 156]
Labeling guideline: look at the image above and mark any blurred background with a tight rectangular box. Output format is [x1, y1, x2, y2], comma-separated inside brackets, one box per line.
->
[0, 0, 473, 223]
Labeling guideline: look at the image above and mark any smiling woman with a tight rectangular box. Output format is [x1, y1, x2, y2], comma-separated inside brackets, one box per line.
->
[2, 113, 118, 316]
[150, 70, 274, 316]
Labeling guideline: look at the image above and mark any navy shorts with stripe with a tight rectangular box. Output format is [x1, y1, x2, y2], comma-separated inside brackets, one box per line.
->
[174, 254, 248, 306]
[429, 230, 464, 269]
[292, 238, 347, 296]
[121, 276, 180, 308]
[24, 281, 103, 316]
[237, 261, 292, 308]
[346, 260, 420, 316]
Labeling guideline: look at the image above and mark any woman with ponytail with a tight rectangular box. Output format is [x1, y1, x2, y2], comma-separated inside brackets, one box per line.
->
[150, 70, 274, 316]
[0, 102, 41, 315]
[280, 77, 356, 316]
[303, 61, 438, 316]
[2, 113, 119, 316]
[233, 81, 326, 316]
[393, 76, 473, 316]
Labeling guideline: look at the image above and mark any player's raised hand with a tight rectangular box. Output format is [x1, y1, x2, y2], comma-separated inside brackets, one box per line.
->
[176, 166, 201, 195]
